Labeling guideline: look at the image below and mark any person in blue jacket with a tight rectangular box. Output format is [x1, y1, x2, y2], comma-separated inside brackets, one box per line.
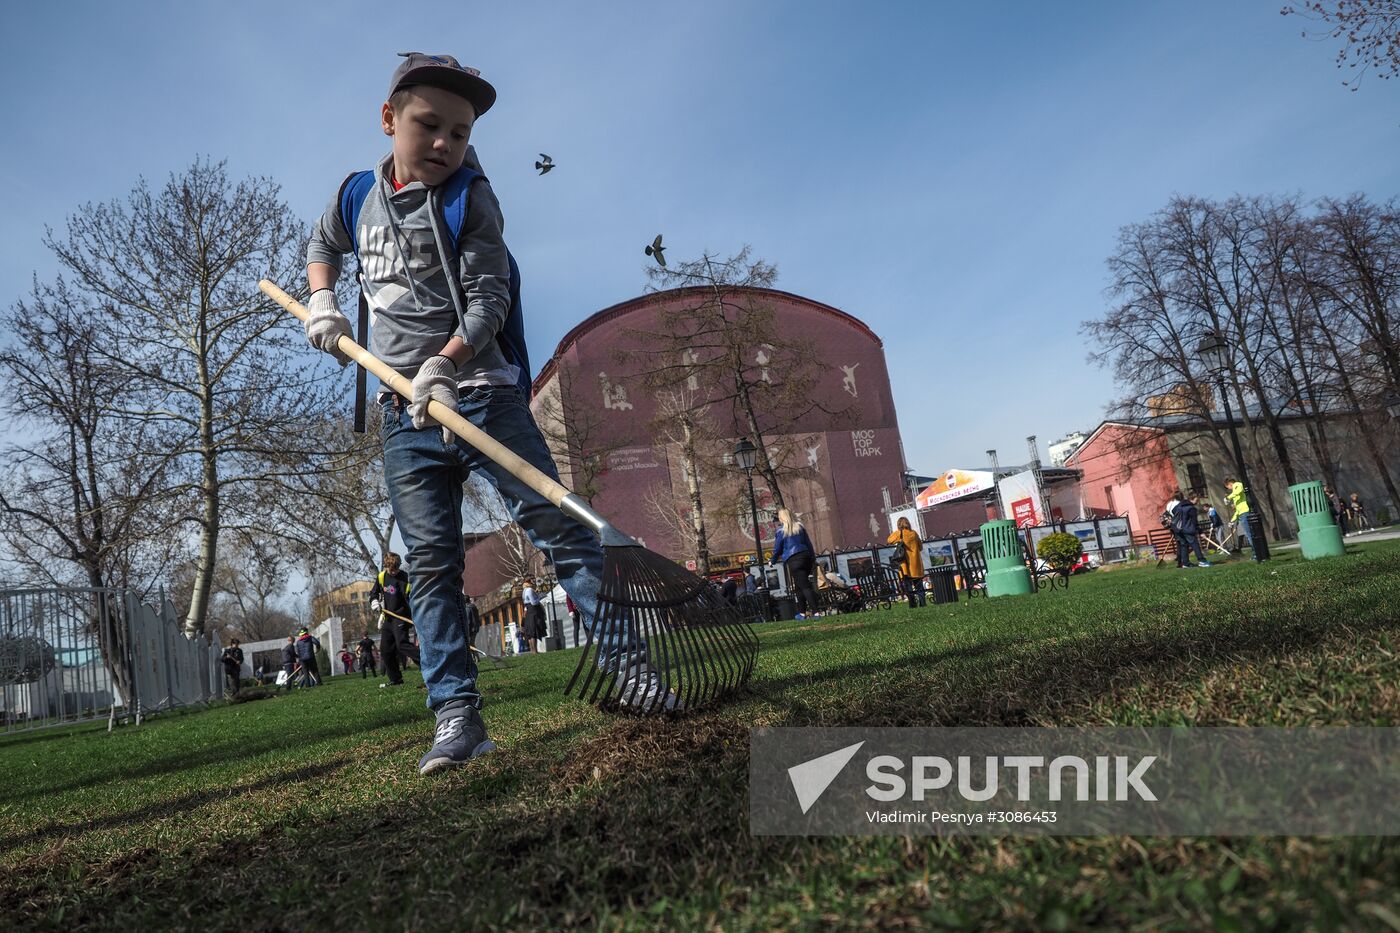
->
[1167, 490, 1210, 569]
[771, 508, 819, 619]
[294, 627, 323, 686]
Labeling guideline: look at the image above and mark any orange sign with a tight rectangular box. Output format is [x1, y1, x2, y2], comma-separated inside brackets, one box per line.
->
[916, 469, 995, 508]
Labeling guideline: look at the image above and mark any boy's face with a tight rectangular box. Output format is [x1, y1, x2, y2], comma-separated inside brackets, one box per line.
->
[382, 85, 477, 187]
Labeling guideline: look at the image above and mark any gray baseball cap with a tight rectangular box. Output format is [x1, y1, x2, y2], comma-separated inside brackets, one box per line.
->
[389, 52, 496, 118]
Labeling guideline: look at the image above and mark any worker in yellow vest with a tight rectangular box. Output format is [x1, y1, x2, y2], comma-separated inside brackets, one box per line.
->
[1223, 478, 1252, 550]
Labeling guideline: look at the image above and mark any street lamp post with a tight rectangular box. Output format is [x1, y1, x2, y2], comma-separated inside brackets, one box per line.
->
[1385, 389, 1400, 422]
[1195, 331, 1270, 562]
[733, 438, 767, 601]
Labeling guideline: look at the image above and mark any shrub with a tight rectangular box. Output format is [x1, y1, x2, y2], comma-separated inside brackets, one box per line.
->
[1036, 532, 1083, 570]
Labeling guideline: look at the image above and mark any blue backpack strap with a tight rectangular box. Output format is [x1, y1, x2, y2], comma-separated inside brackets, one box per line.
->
[439, 166, 533, 396]
[440, 166, 483, 241]
[335, 170, 375, 431]
[337, 170, 376, 256]
[499, 252, 532, 396]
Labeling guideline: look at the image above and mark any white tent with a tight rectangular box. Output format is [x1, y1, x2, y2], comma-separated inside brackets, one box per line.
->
[535, 584, 581, 651]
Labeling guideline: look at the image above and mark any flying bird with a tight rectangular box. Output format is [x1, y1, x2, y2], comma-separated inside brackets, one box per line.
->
[645, 234, 667, 267]
[535, 154, 554, 175]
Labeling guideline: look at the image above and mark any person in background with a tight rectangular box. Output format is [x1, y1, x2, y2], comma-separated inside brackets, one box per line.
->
[295, 627, 322, 686]
[1224, 478, 1252, 551]
[822, 566, 851, 590]
[339, 648, 356, 675]
[772, 508, 819, 620]
[520, 577, 546, 653]
[1202, 500, 1228, 551]
[566, 593, 580, 647]
[886, 516, 927, 608]
[464, 594, 482, 653]
[371, 552, 420, 687]
[1324, 485, 1347, 536]
[1167, 489, 1210, 568]
[720, 574, 738, 607]
[1349, 492, 1373, 533]
[280, 635, 297, 690]
[357, 632, 378, 678]
[221, 639, 244, 697]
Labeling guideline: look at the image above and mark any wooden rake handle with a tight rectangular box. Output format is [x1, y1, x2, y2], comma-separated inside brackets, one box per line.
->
[259, 279, 571, 509]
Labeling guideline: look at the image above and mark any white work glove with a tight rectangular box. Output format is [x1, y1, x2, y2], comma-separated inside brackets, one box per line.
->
[370, 599, 381, 613]
[410, 354, 459, 444]
[305, 289, 353, 365]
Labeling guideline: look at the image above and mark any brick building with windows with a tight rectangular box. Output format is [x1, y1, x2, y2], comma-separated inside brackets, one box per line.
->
[1067, 402, 1400, 540]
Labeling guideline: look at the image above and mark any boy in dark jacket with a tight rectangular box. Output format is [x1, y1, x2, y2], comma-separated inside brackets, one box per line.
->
[295, 628, 322, 686]
[221, 639, 244, 696]
[280, 636, 297, 689]
[1168, 492, 1211, 569]
[357, 634, 378, 677]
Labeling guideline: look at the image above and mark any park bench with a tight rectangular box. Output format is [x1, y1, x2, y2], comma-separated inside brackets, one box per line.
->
[952, 540, 1069, 598]
[817, 582, 863, 615]
[955, 545, 989, 599]
[736, 592, 767, 624]
[852, 567, 903, 611]
[1022, 540, 1071, 592]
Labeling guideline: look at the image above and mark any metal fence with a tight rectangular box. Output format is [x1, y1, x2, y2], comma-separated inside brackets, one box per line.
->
[739, 515, 1142, 601]
[0, 587, 223, 734]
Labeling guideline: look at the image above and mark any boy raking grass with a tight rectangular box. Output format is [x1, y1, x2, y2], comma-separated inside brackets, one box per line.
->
[302, 52, 678, 776]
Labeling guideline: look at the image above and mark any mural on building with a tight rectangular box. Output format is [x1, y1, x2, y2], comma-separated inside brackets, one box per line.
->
[841, 362, 860, 398]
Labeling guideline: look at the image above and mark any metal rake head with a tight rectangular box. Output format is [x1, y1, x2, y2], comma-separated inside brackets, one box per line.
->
[566, 546, 759, 714]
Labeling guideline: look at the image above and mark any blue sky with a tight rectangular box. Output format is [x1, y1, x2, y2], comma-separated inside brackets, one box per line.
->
[3, 0, 1396, 480]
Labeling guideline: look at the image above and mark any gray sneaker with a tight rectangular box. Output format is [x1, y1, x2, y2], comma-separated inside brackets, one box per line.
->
[418, 702, 496, 775]
[616, 665, 683, 713]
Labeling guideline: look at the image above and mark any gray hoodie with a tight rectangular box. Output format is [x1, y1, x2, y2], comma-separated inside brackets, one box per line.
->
[306, 148, 515, 387]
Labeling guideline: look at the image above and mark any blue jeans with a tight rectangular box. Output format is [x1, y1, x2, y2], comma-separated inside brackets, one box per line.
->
[381, 386, 627, 712]
[1236, 516, 1252, 547]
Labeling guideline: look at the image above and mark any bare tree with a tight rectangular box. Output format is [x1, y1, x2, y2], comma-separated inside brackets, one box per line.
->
[533, 359, 629, 504]
[0, 280, 188, 706]
[648, 386, 719, 573]
[462, 474, 546, 585]
[621, 247, 857, 512]
[0, 279, 184, 594]
[44, 159, 342, 636]
[1085, 198, 1290, 532]
[1295, 197, 1400, 504]
[640, 481, 703, 560]
[1085, 193, 1400, 534]
[210, 532, 299, 643]
[1283, 1, 1400, 89]
[277, 408, 396, 586]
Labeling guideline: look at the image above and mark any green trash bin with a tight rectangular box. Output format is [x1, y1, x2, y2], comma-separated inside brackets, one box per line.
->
[1290, 481, 1345, 559]
[981, 520, 1033, 597]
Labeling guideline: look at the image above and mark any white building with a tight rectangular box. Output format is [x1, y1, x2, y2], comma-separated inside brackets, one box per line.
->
[1048, 431, 1088, 467]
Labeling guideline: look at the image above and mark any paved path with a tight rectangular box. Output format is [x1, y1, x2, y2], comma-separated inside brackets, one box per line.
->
[1273, 526, 1400, 551]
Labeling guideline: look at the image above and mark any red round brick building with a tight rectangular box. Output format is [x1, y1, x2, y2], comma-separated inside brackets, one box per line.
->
[527, 285, 908, 572]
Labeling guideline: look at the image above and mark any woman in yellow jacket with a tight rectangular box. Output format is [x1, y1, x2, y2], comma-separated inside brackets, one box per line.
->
[886, 516, 926, 608]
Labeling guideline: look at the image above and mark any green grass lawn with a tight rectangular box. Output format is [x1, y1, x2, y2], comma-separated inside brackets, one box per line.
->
[3, 542, 1400, 931]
